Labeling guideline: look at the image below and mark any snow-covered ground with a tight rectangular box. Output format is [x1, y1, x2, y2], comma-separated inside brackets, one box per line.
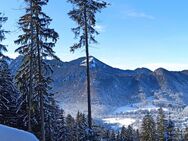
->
[0, 124, 38, 141]
[102, 103, 158, 129]
[80, 57, 96, 67]
[102, 96, 186, 129]
[103, 117, 136, 128]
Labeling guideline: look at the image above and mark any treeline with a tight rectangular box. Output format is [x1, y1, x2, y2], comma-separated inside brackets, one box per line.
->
[139, 108, 188, 141]
[102, 108, 188, 141]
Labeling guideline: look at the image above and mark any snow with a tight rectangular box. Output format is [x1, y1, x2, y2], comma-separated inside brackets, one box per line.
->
[0, 124, 39, 141]
[103, 118, 136, 127]
[80, 57, 96, 67]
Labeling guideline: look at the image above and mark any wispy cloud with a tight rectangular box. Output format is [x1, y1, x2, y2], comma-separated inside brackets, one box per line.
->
[124, 9, 155, 20]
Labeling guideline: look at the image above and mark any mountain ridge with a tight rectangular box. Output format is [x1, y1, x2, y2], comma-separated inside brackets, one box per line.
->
[9, 56, 188, 116]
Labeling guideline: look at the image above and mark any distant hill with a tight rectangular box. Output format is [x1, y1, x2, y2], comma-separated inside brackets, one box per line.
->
[9, 56, 188, 117]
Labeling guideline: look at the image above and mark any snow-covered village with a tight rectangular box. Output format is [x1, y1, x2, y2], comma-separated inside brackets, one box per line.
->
[0, 0, 188, 141]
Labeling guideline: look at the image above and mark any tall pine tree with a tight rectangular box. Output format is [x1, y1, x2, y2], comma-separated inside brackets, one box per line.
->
[67, 1, 108, 137]
[15, 0, 59, 140]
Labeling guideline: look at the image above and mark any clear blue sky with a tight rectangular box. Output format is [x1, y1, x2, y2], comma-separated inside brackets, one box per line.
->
[0, 0, 188, 71]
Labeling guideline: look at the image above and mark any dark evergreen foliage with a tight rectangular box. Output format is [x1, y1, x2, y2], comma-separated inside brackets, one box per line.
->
[15, 0, 59, 140]
[0, 13, 9, 60]
[0, 61, 18, 127]
[56, 109, 66, 141]
[156, 107, 165, 141]
[166, 118, 175, 141]
[0, 13, 18, 128]
[184, 127, 188, 141]
[140, 113, 156, 141]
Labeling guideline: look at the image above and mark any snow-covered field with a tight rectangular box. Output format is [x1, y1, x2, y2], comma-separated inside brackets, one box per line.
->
[102, 96, 185, 129]
[0, 124, 38, 141]
[103, 117, 136, 128]
[102, 103, 158, 129]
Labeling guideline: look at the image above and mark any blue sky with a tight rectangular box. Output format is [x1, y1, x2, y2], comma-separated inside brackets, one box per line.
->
[0, 0, 188, 71]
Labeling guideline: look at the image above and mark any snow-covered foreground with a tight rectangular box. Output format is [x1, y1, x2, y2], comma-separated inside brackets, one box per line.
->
[0, 124, 38, 141]
[103, 118, 136, 128]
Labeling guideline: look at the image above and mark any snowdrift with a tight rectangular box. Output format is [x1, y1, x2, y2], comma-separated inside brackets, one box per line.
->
[0, 124, 38, 141]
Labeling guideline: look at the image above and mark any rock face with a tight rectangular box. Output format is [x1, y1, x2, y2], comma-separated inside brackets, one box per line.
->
[9, 56, 188, 116]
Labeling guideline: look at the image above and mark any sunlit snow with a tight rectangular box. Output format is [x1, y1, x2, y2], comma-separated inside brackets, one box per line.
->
[80, 57, 96, 67]
[103, 118, 136, 127]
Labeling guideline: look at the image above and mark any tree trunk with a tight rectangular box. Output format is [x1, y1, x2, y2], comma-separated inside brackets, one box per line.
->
[36, 25, 45, 141]
[84, 4, 92, 130]
[28, 0, 34, 132]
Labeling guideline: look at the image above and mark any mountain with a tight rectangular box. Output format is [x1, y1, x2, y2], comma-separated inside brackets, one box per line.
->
[9, 56, 188, 117]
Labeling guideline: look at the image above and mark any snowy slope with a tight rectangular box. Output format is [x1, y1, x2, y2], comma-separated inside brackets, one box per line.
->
[0, 124, 38, 141]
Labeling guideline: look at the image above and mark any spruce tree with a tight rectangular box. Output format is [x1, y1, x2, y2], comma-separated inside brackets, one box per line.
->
[174, 128, 182, 141]
[0, 12, 9, 60]
[0, 13, 18, 127]
[120, 126, 128, 141]
[76, 112, 87, 141]
[166, 119, 175, 141]
[184, 127, 188, 141]
[103, 129, 111, 140]
[156, 107, 165, 141]
[0, 61, 18, 127]
[56, 109, 66, 141]
[45, 100, 60, 141]
[110, 130, 116, 141]
[67, 0, 108, 136]
[134, 129, 140, 141]
[15, 0, 59, 140]
[140, 113, 156, 141]
[14, 0, 36, 132]
[65, 114, 76, 141]
[16, 73, 29, 130]
[127, 125, 134, 141]
[116, 131, 120, 141]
